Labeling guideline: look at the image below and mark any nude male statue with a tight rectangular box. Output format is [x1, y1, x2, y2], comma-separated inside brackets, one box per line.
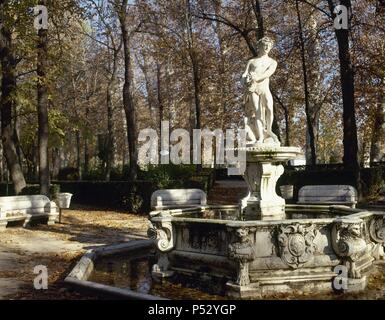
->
[242, 37, 280, 145]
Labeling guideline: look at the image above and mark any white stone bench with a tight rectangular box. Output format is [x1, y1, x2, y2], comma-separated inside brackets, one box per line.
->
[151, 189, 207, 210]
[298, 185, 357, 208]
[0, 195, 59, 231]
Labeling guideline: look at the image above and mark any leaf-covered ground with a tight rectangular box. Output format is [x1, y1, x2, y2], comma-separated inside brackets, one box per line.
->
[0, 207, 148, 300]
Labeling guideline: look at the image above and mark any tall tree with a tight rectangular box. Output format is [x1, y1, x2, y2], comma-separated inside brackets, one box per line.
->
[37, 0, 50, 196]
[370, 78, 385, 163]
[0, 1, 27, 194]
[295, 0, 317, 166]
[186, 0, 201, 133]
[116, 0, 138, 181]
[326, 0, 361, 192]
[88, 0, 123, 181]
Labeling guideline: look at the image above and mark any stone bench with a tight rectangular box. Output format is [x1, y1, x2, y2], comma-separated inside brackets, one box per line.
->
[298, 185, 357, 208]
[0, 195, 59, 231]
[151, 189, 207, 210]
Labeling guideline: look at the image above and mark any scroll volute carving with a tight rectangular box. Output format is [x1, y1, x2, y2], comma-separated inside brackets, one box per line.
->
[148, 215, 175, 252]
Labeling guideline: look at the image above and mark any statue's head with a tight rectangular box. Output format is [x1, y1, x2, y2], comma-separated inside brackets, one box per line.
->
[257, 37, 274, 54]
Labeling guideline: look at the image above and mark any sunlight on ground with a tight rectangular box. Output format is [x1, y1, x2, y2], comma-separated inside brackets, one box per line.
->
[0, 209, 148, 299]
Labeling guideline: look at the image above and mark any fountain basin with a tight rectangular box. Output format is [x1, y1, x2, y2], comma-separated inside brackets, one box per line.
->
[64, 240, 167, 300]
[64, 240, 227, 299]
[148, 205, 385, 298]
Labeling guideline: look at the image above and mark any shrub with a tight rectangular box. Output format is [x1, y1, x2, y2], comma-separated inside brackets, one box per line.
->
[0, 184, 60, 199]
[137, 164, 204, 189]
[58, 167, 79, 181]
[82, 168, 104, 181]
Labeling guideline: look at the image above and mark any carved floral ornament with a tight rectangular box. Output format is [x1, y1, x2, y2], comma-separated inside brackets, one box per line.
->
[277, 224, 318, 269]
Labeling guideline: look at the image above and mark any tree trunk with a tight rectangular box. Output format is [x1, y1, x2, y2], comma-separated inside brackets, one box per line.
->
[0, 142, 4, 182]
[104, 87, 114, 181]
[105, 81, 115, 181]
[306, 10, 322, 166]
[186, 0, 202, 171]
[37, 0, 50, 196]
[212, 1, 228, 129]
[84, 106, 90, 176]
[52, 148, 61, 180]
[104, 43, 119, 181]
[76, 130, 82, 180]
[370, 80, 385, 163]
[251, 0, 265, 42]
[284, 107, 291, 146]
[0, 4, 27, 194]
[84, 139, 90, 176]
[190, 52, 201, 131]
[296, 0, 317, 166]
[273, 92, 291, 146]
[186, 0, 201, 132]
[139, 53, 157, 122]
[156, 62, 164, 134]
[118, 0, 138, 181]
[327, 0, 361, 194]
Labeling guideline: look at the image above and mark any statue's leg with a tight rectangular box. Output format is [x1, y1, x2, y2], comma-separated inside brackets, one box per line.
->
[252, 93, 263, 143]
[244, 117, 256, 143]
[264, 92, 279, 143]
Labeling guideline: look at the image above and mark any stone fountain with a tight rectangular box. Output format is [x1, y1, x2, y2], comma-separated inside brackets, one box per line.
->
[148, 37, 385, 298]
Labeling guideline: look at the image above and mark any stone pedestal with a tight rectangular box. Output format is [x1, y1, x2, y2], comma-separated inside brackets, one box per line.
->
[240, 146, 302, 220]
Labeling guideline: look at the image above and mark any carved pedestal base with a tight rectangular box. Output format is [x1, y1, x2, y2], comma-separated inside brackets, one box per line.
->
[151, 268, 174, 282]
[242, 198, 286, 220]
[151, 253, 174, 282]
[240, 161, 286, 220]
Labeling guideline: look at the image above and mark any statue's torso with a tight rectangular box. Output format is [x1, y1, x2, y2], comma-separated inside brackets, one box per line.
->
[248, 56, 273, 74]
[246, 56, 275, 94]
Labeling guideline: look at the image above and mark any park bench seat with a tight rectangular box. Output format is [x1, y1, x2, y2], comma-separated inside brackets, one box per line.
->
[151, 189, 207, 210]
[298, 185, 357, 208]
[0, 195, 59, 231]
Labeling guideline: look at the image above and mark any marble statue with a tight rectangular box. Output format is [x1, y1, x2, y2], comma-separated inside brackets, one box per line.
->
[242, 37, 280, 145]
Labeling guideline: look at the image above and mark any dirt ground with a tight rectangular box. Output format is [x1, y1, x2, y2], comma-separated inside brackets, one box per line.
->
[0, 207, 148, 300]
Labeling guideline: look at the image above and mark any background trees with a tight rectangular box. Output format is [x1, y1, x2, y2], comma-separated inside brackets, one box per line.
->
[0, 0, 384, 192]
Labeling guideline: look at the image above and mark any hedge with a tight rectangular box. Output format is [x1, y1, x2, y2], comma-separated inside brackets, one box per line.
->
[55, 176, 214, 213]
[0, 172, 215, 214]
[0, 184, 60, 199]
[277, 166, 385, 201]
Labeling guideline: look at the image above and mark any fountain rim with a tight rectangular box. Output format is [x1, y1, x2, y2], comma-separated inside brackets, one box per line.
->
[241, 146, 303, 162]
[149, 204, 375, 226]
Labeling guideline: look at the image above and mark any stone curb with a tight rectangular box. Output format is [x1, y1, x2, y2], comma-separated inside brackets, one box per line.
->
[65, 239, 168, 300]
